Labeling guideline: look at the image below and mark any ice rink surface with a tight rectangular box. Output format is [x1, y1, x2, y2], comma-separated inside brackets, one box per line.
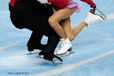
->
[0, 0, 114, 76]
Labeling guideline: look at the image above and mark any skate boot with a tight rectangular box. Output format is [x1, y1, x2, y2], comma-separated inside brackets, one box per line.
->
[39, 52, 63, 64]
[84, 10, 104, 27]
[56, 38, 72, 55]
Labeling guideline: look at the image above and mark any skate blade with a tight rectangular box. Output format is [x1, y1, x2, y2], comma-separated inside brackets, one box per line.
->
[95, 8, 107, 20]
[37, 56, 63, 64]
[57, 51, 75, 57]
[56, 47, 72, 55]
[26, 52, 39, 55]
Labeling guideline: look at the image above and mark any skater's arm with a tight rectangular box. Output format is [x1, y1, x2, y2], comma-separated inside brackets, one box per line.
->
[80, 0, 96, 8]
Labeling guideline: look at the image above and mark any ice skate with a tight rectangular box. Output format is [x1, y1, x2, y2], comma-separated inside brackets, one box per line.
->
[84, 10, 104, 27]
[56, 38, 72, 55]
[38, 52, 63, 64]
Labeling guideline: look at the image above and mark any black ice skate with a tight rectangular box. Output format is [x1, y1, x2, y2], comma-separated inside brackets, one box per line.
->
[38, 52, 63, 64]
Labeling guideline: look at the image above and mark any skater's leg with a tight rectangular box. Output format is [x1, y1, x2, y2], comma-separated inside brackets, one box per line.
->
[60, 17, 75, 41]
[40, 34, 60, 55]
[39, 31, 62, 63]
[24, 8, 53, 51]
[61, 10, 104, 41]
[55, 17, 86, 55]
[48, 7, 75, 55]
[72, 22, 87, 39]
[61, 17, 87, 41]
[48, 7, 75, 39]
[56, 10, 104, 55]
[27, 32, 46, 51]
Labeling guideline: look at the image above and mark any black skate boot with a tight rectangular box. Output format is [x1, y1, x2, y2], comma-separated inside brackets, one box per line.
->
[38, 52, 63, 64]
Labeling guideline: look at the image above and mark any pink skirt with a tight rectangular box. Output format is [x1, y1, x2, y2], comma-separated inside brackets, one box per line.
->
[66, 0, 81, 13]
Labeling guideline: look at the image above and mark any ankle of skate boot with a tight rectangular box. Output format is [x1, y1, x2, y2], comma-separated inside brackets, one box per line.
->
[68, 48, 72, 51]
[89, 9, 95, 14]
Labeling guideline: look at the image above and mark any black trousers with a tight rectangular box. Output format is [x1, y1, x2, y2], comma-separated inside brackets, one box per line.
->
[9, 1, 60, 54]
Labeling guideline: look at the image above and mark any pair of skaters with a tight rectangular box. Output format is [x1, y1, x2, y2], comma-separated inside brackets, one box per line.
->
[9, 0, 104, 64]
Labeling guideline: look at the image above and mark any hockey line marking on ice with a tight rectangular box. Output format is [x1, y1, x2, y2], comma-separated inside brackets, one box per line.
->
[0, 41, 21, 51]
[31, 50, 114, 76]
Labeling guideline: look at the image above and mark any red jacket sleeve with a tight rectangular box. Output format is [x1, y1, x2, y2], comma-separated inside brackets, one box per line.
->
[48, 0, 69, 10]
[9, 0, 20, 7]
[80, 0, 96, 8]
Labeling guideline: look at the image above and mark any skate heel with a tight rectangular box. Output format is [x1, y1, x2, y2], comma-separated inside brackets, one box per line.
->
[38, 53, 63, 64]
[53, 58, 63, 64]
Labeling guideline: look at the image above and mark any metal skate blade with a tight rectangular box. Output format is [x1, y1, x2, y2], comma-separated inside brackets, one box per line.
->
[26, 52, 39, 55]
[57, 51, 75, 57]
[96, 8, 107, 20]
